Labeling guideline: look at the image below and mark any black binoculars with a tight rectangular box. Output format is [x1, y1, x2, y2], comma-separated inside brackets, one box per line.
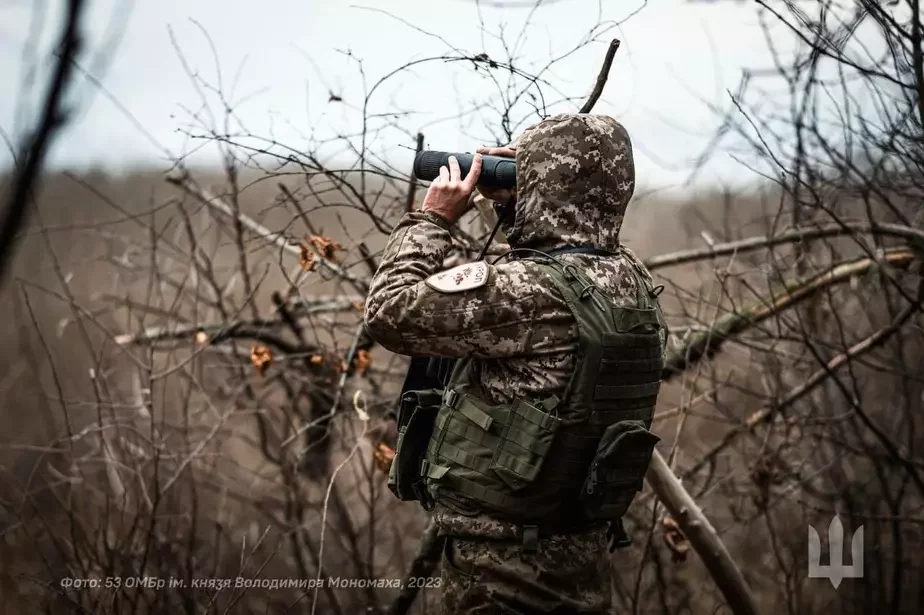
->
[413, 151, 516, 189]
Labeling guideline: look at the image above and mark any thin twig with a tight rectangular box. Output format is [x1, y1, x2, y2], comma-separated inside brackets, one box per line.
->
[681, 298, 921, 482]
[167, 176, 369, 293]
[579, 38, 620, 114]
[283, 323, 367, 450]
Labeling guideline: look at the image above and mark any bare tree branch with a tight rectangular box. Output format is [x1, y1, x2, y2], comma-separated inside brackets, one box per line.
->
[646, 450, 761, 615]
[579, 38, 621, 114]
[0, 0, 87, 289]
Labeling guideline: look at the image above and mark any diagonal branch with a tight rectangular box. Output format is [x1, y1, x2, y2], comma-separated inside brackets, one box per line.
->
[644, 222, 924, 272]
[167, 176, 370, 294]
[680, 296, 921, 484]
[645, 450, 760, 615]
[663, 248, 918, 380]
[112, 296, 362, 347]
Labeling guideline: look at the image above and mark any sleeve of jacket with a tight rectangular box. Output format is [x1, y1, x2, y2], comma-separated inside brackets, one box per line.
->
[363, 210, 545, 358]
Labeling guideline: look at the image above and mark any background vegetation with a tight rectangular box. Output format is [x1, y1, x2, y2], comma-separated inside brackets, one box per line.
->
[1, 1, 922, 613]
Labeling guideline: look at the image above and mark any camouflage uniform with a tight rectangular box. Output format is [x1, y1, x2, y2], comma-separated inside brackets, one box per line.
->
[365, 114, 654, 614]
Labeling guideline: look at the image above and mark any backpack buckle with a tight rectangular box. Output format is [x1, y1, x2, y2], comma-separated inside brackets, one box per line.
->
[443, 389, 460, 409]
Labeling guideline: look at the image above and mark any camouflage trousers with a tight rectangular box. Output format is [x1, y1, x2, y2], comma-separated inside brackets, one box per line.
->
[439, 529, 613, 614]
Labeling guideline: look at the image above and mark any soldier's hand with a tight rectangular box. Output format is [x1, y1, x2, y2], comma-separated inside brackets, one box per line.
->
[475, 146, 517, 206]
[421, 153, 483, 226]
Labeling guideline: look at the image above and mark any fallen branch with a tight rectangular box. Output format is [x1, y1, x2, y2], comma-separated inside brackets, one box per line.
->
[663, 247, 918, 379]
[644, 221, 924, 272]
[114, 323, 306, 358]
[645, 450, 760, 615]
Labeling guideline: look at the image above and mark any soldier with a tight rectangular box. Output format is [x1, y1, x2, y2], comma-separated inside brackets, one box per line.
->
[365, 113, 666, 614]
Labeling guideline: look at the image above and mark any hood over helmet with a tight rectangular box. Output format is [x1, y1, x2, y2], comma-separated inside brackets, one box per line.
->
[504, 113, 635, 253]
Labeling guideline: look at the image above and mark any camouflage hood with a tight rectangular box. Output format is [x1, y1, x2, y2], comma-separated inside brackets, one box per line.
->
[505, 114, 635, 253]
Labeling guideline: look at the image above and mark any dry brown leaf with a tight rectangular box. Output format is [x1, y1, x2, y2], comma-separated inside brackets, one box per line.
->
[308, 234, 344, 260]
[299, 243, 317, 271]
[250, 344, 273, 376]
[354, 350, 372, 376]
[353, 301, 364, 312]
[662, 515, 690, 563]
[373, 443, 395, 474]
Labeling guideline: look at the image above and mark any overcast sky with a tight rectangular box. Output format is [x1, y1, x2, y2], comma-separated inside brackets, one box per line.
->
[1, 0, 801, 192]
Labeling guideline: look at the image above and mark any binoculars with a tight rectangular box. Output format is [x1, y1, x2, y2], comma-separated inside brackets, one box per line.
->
[413, 151, 516, 189]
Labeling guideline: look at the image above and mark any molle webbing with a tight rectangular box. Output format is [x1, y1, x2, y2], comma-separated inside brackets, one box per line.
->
[539, 258, 663, 424]
[428, 407, 599, 486]
[592, 332, 663, 426]
[422, 255, 665, 529]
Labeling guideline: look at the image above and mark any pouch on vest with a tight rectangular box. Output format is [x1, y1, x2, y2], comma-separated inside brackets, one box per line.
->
[424, 387, 561, 515]
[491, 398, 561, 490]
[580, 420, 660, 520]
[388, 388, 443, 501]
[423, 389, 505, 507]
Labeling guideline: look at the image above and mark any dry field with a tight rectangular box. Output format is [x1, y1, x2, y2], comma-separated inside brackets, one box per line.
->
[0, 165, 920, 615]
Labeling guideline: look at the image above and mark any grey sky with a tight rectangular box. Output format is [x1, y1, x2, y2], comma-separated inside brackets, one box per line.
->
[1, 0, 794, 192]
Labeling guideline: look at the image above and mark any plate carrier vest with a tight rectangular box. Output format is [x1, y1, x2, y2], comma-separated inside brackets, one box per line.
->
[388, 254, 666, 550]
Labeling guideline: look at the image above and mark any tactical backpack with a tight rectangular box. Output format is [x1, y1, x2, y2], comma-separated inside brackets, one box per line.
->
[387, 254, 666, 550]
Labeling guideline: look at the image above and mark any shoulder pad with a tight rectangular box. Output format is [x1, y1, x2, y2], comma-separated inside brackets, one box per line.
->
[425, 261, 490, 293]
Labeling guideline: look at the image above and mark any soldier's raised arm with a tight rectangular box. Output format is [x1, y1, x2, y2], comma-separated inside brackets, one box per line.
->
[363, 154, 561, 358]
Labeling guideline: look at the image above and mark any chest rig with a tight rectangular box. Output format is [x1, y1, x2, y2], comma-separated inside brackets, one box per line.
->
[388, 253, 666, 548]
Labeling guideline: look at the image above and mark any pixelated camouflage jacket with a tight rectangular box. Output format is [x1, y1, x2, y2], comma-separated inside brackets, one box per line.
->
[364, 113, 656, 540]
